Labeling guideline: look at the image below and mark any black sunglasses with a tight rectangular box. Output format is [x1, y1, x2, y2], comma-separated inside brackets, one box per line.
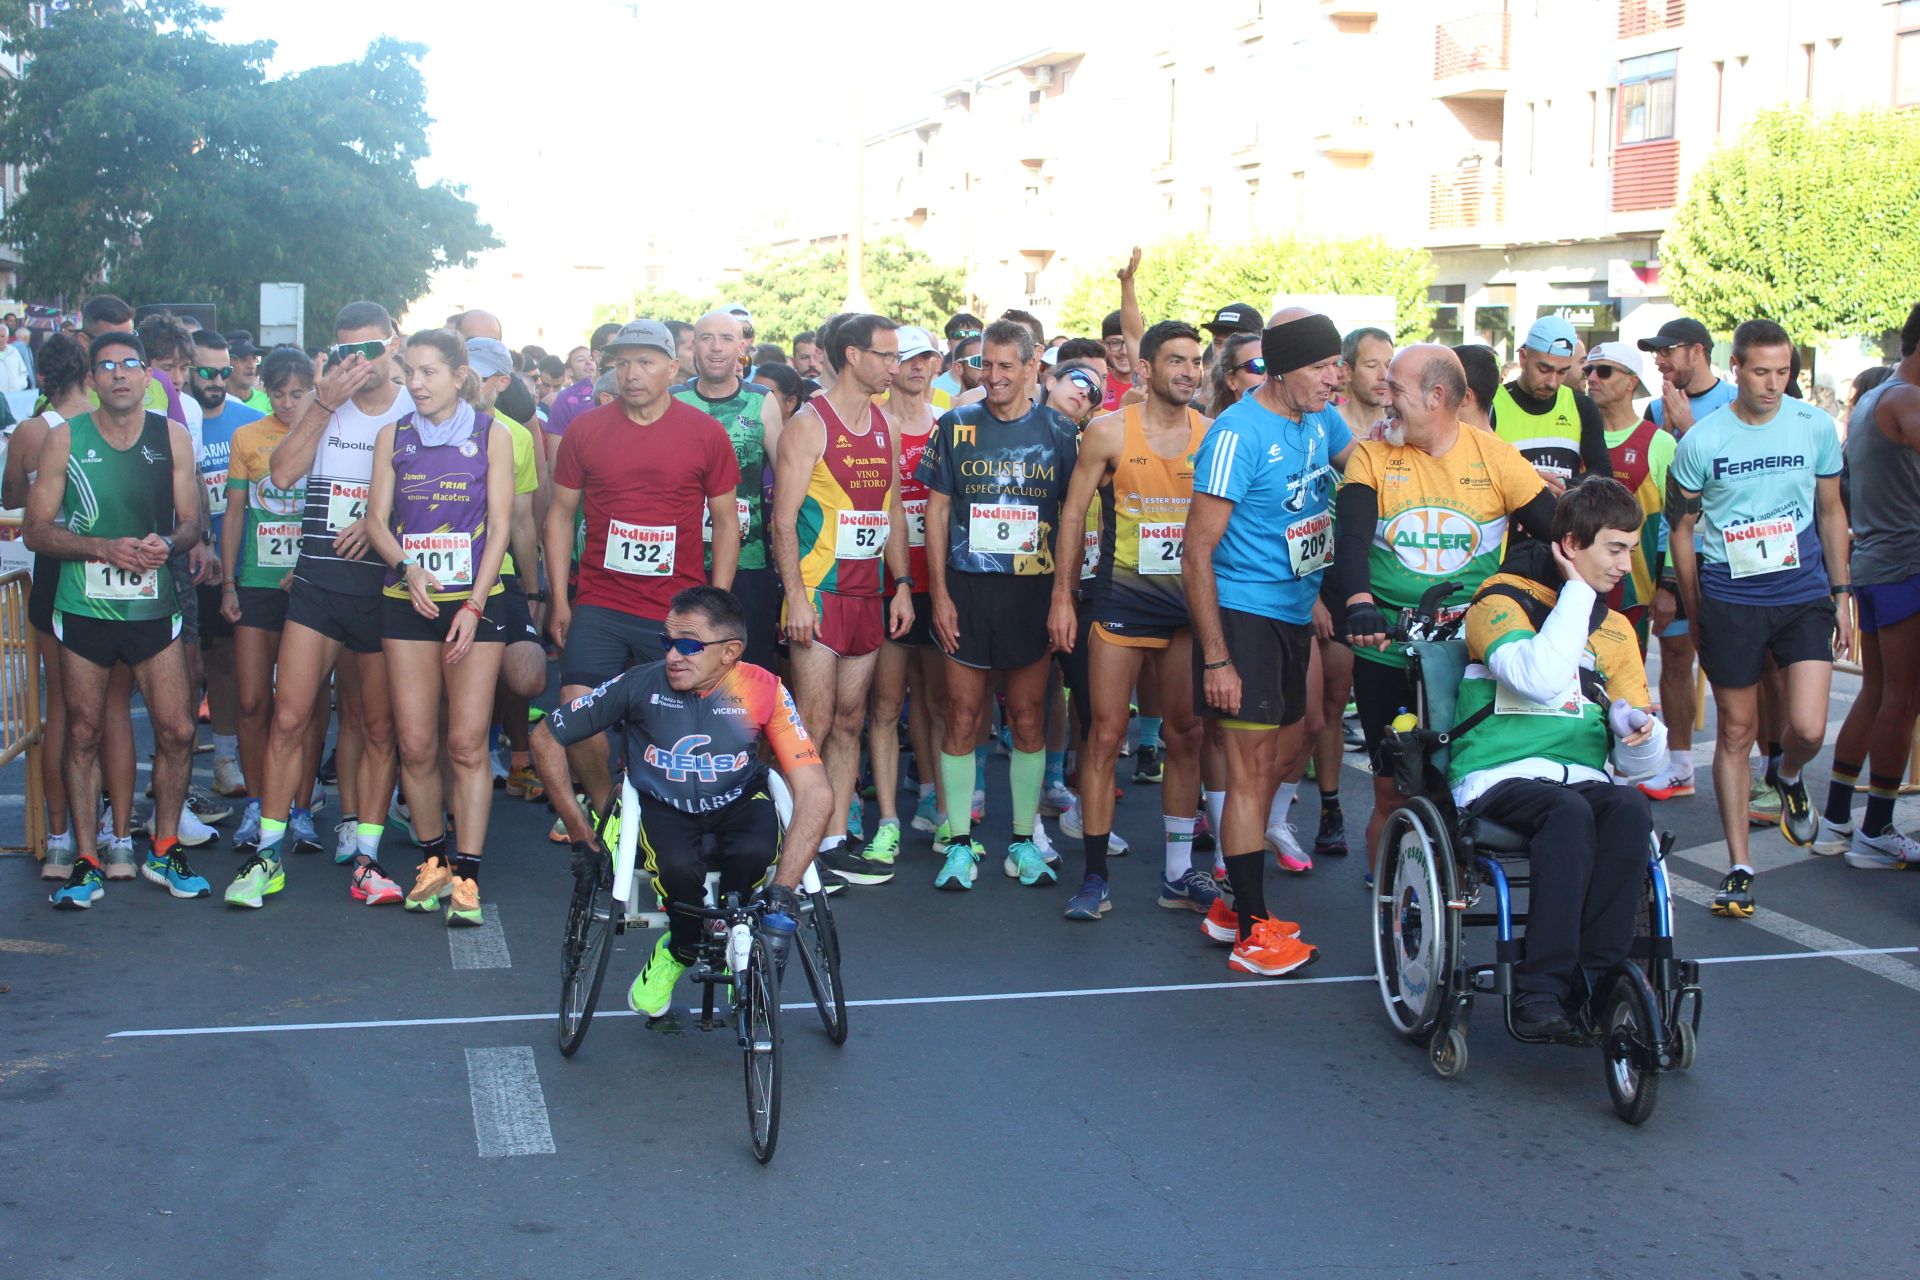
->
[1234, 357, 1267, 375]
[194, 365, 234, 380]
[1585, 365, 1622, 381]
[658, 632, 744, 656]
[1061, 369, 1101, 395]
[93, 357, 146, 373]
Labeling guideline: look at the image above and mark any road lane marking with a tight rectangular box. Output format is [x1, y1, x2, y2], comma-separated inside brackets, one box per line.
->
[465, 1046, 555, 1157]
[1663, 874, 1920, 995]
[448, 904, 511, 970]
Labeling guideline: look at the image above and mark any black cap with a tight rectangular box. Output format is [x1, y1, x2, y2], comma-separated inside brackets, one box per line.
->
[1204, 302, 1263, 335]
[223, 330, 261, 358]
[1637, 317, 1711, 353]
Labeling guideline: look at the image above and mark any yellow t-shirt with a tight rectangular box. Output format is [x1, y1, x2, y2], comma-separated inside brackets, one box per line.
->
[496, 411, 539, 579]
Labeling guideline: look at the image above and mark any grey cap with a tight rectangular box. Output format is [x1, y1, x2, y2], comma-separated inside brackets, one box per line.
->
[602, 319, 675, 358]
[465, 336, 512, 380]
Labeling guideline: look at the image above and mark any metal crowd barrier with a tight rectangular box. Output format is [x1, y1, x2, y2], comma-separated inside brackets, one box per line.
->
[0, 565, 47, 858]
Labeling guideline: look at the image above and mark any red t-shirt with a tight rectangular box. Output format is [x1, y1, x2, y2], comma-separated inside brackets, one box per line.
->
[891, 420, 933, 589]
[555, 398, 740, 619]
[1103, 368, 1131, 412]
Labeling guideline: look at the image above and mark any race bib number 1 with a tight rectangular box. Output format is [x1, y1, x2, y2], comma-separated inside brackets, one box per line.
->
[1723, 516, 1798, 579]
[604, 519, 675, 577]
[325, 481, 369, 534]
[402, 531, 474, 588]
[1137, 522, 1184, 575]
[968, 502, 1039, 555]
[84, 560, 157, 602]
[255, 520, 300, 569]
[835, 509, 889, 560]
[1285, 512, 1334, 576]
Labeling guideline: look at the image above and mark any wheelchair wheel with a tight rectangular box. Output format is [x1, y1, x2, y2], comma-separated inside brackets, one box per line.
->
[558, 870, 615, 1058]
[1431, 1027, 1468, 1079]
[796, 887, 848, 1045]
[1373, 797, 1456, 1043]
[742, 934, 783, 1163]
[1671, 1017, 1697, 1072]
[1601, 971, 1661, 1125]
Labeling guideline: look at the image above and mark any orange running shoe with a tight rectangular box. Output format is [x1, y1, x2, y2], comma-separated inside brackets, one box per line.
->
[406, 858, 452, 912]
[1228, 918, 1319, 977]
[1201, 898, 1300, 944]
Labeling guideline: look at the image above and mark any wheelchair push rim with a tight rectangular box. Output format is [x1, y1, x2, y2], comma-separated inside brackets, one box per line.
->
[1373, 798, 1455, 1042]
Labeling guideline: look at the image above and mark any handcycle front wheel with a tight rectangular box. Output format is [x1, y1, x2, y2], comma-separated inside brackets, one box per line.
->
[558, 871, 616, 1058]
[796, 887, 848, 1045]
[742, 933, 783, 1163]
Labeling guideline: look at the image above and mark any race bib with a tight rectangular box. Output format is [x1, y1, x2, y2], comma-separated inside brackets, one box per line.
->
[1137, 521, 1184, 575]
[1493, 683, 1585, 718]
[84, 560, 158, 602]
[1723, 516, 1799, 579]
[835, 509, 889, 560]
[903, 498, 928, 548]
[255, 520, 300, 569]
[325, 481, 369, 534]
[1285, 512, 1334, 577]
[604, 519, 675, 577]
[403, 531, 474, 588]
[701, 498, 752, 545]
[968, 502, 1039, 555]
[1080, 528, 1100, 581]
[202, 469, 229, 517]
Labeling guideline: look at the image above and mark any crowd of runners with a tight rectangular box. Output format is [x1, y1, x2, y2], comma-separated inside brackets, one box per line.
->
[10, 264, 1917, 989]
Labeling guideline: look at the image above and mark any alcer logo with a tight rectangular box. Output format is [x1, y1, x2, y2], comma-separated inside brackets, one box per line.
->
[643, 734, 752, 783]
[1384, 506, 1480, 574]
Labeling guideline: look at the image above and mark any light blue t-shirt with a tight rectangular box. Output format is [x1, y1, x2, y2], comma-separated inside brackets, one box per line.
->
[1669, 398, 1841, 606]
[1648, 376, 1736, 429]
[1192, 397, 1353, 624]
[198, 399, 264, 543]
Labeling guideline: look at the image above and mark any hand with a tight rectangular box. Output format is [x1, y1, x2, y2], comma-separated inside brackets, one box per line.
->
[783, 590, 817, 648]
[547, 598, 572, 649]
[1117, 246, 1140, 283]
[759, 882, 802, 920]
[1311, 596, 1334, 642]
[1343, 600, 1392, 651]
[569, 839, 608, 884]
[220, 586, 242, 624]
[1649, 586, 1677, 634]
[444, 603, 478, 665]
[932, 591, 959, 654]
[1534, 466, 1568, 496]
[201, 549, 224, 587]
[187, 543, 211, 586]
[134, 533, 172, 569]
[1662, 384, 1694, 433]
[1834, 597, 1855, 664]
[887, 585, 914, 640]
[314, 352, 377, 410]
[332, 517, 372, 561]
[1548, 537, 1580, 583]
[1047, 592, 1078, 654]
[103, 536, 151, 572]
[405, 563, 442, 618]
[1203, 661, 1241, 716]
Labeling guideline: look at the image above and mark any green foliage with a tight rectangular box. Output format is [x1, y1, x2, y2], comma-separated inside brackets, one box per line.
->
[595, 286, 710, 329]
[0, 2, 495, 337]
[1056, 234, 1209, 336]
[1662, 106, 1920, 343]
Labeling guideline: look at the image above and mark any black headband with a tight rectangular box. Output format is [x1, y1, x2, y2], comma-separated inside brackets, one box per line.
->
[1261, 314, 1342, 376]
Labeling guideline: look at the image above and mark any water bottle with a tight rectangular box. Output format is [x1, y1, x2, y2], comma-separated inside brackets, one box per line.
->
[727, 921, 753, 976]
[1391, 707, 1419, 734]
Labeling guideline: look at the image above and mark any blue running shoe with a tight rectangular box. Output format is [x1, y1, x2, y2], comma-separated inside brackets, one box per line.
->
[934, 839, 981, 890]
[142, 849, 211, 899]
[232, 799, 263, 851]
[847, 794, 865, 842]
[1063, 874, 1111, 920]
[1002, 839, 1057, 886]
[912, 789, 939, 834]
[50, 860, 105, 910]
[288, 808, 323, 855]
[1157, 868, 1221, 913]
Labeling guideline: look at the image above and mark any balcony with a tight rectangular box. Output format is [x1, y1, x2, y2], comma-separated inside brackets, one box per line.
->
[1433, 11, 1511, 99]
[1612, 139, 1679, 213]
[1619, 0, 1685, 40]
[1429, 167, 1506, 239]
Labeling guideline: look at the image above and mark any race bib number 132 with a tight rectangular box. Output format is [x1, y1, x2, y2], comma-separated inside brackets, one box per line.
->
[604, 519, 676, 577]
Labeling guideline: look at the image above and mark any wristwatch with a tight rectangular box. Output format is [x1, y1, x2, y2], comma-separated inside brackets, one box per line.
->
[396, 554, 417, 573]
[894, 575, 915, 592]
[159, 534, 176, 556]
[1830, 584, 1853, 596]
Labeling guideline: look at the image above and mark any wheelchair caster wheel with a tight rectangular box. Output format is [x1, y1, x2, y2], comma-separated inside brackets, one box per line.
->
[1672, 1018, 1697, 1072]
[1430, 1028, 1468, 1079]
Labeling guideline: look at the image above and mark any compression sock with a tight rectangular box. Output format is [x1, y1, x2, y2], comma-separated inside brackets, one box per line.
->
[1825, 759, 1862, 824]
[1163, 815, 1196, 880]
[940, 753, 975, 838]
[257, 817, 287, 856]
[1267, 781, 1300, 830]
[355, 821, 384, 862]
[1223, 851, 1267, 939]
[453, 853, 481, 882]
[212, 733, 237, 760]
[1863, 775, 1901, 837]
[1009, 748, 1044, 838]
[1044, 750, 1065, 790]
[1137, 717, 1162, 751]
[1083, 831, 1111, 882]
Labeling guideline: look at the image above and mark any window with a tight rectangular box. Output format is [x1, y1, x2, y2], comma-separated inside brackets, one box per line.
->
[1618, 50, 1676, 144]
[1900, 1, 1920, 106]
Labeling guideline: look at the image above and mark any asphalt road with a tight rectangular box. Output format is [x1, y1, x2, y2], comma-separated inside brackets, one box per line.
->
[3, 667, 1916, 1280]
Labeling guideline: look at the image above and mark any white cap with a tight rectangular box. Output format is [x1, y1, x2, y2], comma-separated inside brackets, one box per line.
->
[1585, 341, 1650, 395]
[895, 326, 937, 362]
[1040, 345, 1060, 367]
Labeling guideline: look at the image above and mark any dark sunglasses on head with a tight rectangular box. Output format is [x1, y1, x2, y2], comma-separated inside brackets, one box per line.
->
[1234, 357, 1267, 375]
[950, 329, 981, 341]
[93, 356, 145, 373]
[330, 339, 386, 363]
[1061, 368, 1101, 396]
[657, 631, 744, 657]
[194, 365, 234, 380]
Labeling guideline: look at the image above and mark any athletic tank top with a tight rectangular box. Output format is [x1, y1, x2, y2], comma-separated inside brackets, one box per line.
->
[796, 397, 893, 598]
[54, 410, 176, 621]
[382, 411, 503, 602]
[230, 417, 306, 590]
[1090, 404, 1205, 629]
[297, 387, 414, 596]
[31, 408, 65, 599]
[1492, 382, 1583, 484]
[892, 411, 933, 589]
[1845, 374, 1920, 585]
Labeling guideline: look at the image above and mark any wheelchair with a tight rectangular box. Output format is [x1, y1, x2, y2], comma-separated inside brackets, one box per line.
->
[1367, 592, 1703, 1125]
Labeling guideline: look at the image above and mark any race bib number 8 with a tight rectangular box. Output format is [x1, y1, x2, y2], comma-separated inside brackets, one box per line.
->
[701, 498, 752, 545]
[903, 498, 928, 548]
[1723, 516, 1799, 579]
[203, 469, 229, 517]
[968, 502, 1039, 555]
[835, 509, 889, 559]
[325, 481, 369, 534]
[402, 531, 474, 588]
[604, 519, 675, 577]
[1285, 512, 1334, 576]
[84, 560, 158, 602]
[1137, 522, 1184, 575]
[255, 520, 300, 569]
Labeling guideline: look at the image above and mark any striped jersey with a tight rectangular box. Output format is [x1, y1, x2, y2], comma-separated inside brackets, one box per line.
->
[295, 387, 414, 595]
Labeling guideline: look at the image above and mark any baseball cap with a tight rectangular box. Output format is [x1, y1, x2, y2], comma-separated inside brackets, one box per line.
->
[601, 319, 675, 358]
[1636, 317, 1712, 353]
[465, 336, 512, 380]
[1583, 341, 1650, 395]
[896, 326, 937, 362]
[1205, 302, 1263, 335]
[720, 302, 752, 323]
[1520, 314, 1579, 356]
[223, 331, 261, 358]
[1040, 345, 1060, 367]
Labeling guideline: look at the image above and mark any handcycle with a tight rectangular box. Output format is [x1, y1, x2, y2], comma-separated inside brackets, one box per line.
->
[555, 771, 845, 1162]
[1367, 583, 1704, 1124]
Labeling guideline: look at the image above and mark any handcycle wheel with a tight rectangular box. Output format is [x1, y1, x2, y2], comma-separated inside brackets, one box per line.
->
[1602, 971, 1661, 1125]
[558, 869, 615, 1058]
[796, 887, 848, 1045]
[742, 933, 783, 1163]
[1372, 798, 1455, 1044]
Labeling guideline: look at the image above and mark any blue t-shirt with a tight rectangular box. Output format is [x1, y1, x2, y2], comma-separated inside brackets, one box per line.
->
[1192, 397, 1353, 624]
[1647, 376, 1736, 429]
[1668, 398, 1841, 606]
[198, 399, 263, 543]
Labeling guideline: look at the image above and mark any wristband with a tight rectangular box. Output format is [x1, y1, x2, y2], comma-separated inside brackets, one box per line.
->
[1830, 585, 1853, 596]
[895, 575, 915, 592]
[461, 598, 485, 619]
[1203, 658, 1233, 671]
[315, 399, 338, 415]
[396, 555, 417, 572]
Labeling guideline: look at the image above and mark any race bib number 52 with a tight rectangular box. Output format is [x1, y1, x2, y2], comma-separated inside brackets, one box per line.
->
[835, 509, 889, 560]
[604, 519, 675, 577]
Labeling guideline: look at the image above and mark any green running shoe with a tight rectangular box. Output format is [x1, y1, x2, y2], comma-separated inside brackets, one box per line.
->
[224, 854, 285, 909]
[866, 820, 901, 864]
[1746, 777, 1782, 827]
[934, 839, 982, 890]
[932, 818, 953, 854]
[628, 935, 689, 1017]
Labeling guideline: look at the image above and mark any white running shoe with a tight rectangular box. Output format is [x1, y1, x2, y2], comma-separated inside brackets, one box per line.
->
[42, 830, 76, 880]
[490, 749, 509, 788]
[211, 756, 247, 797]
[174, 803, 219, 848]
[334, 818, 360, 865]
[1030, 818, 1061, 866]
[1058, 799, 1082, 839]
[1811, 816, 1853, 856]
[1040, 782, 1076, 817]
[1265, 822, 1311, 873]
[1845, 827, 1920, 870]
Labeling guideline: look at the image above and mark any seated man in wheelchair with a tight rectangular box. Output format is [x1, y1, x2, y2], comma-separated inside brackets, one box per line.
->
[1449, 477, 1669, 1037]
[530, 585, 833, 1017]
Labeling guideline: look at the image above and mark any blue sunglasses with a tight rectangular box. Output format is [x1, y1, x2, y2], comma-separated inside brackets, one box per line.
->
[658, 631, 744, 656]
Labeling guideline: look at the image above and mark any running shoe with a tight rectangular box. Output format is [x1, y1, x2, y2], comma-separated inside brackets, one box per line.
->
[211, 756, 247, 798]
[42, 831, 75, 881]
[1040, 781, 1077, 817]
[1266, 822, 1312, 873]
[1030, 819, 1061, 866]
[865, 821, 902, 866]
[911, 790, 939, 833]
[971, 789, 986, 824]
[1228, 919, 1319, 977]
[1710, 868, 1755, 919]
[1746, 777, 1781, 827]
[1201, 898, 1301, 943]
[1342, 717, 1364, 752]
[628, 936, 688, 1018]
[103, 836, 138, 880]
[1054, 800, 1130, 855]
[334, 817, 360, 865]
[406, 858, 452, 912]
[490, 750, 508, 789]
[186, 785, 233, 825]
[1313, 807, 1348, 858]
[934, 839, 982, 890]
[1063, 874, 1111, 920]
[231, 800, 262, 851]
[1845, 827, 1920, 870]
[1157, 868, 1220, 913]
[288, 809, 323, 856]
[1132, 745, 1163, 784]
[349, 859, 404, 905]
[389, 791, 421, 846]
[1003, 839, 1057, 886]
[505, 766, 545, 801]
[1638, 768, 1696, 801]
[445, 875, 483, 927]
[932, 818, 953, 854]
[1778, 778, 1818, 847]
[1194, 812, 1216, 854]
[550, 792, 590, 845]
[174, 803, 219, 848]
[1811, 816, 1853, 856]
[224, 853, 285, 909]
[309, 780, 326, 813]
[142, 849, 211, 899]
[319, 750, 338, 786]
[50, 860, 105, 910]
[821, 841, 894, 886]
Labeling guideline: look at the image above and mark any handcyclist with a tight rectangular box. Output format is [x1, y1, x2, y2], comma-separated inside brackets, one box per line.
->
[529, 586, 833, 1018]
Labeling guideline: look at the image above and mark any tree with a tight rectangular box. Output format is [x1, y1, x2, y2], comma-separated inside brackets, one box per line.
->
[1175, 236, 1435, 346]
[725, 237, 967, 346]
[1662, 106, 1920, 343]
[595, 286, 710, 329]
[0, 1, 495, 337]
[1056, 233, 1209, 335]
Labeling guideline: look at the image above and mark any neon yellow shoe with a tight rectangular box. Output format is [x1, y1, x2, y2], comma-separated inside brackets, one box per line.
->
[865, 821, 901, 865]
[628, 935, 689, 1017]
